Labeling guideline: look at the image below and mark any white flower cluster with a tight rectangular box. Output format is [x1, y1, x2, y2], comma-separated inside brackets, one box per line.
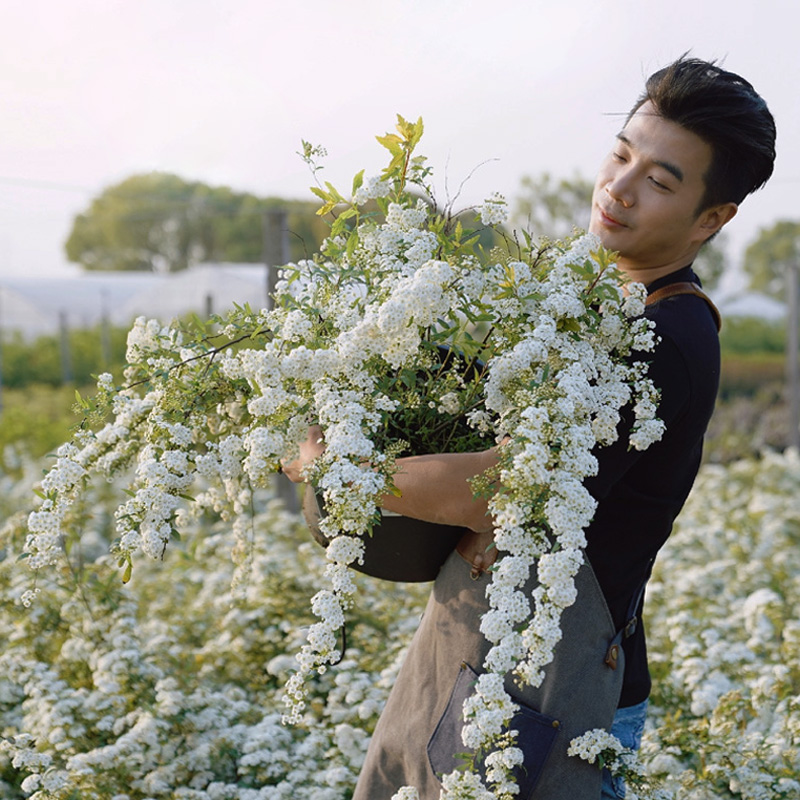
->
[353, 174, 392, 206]
[438, 770, 496, 800]
[114, 444, 194, 559]
[567, 727, 625, 763]
[391, 787, 420, 800]
[480, 192, 508, 226]
[461, 673, 518, 749]
[567, 728, 657, 798]
[25, 445, 86, 572]
[125, 315, 183, 367]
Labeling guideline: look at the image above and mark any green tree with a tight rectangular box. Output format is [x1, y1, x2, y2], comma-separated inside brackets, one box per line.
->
[513, 171, 728, 289]
[65, 173, 328, 272]
[742, 219, 800, 299]
[693, 231, 729, 290]
[513, 172, 593, 239]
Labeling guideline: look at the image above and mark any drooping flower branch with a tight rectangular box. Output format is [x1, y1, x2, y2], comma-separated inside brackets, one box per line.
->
[25, 115, 664, 797]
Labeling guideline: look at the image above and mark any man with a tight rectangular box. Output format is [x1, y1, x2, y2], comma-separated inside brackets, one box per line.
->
[285, 57, 776, 799]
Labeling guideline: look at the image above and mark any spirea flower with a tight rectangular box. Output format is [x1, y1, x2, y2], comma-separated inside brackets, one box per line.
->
[567, 728, 625, 763]
[480, 192, 508, 226]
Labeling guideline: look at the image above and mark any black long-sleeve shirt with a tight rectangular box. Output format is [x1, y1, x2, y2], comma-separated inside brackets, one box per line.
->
[584, 265, 720, 707]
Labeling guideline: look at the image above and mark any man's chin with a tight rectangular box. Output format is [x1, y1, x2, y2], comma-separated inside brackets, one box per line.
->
[588, 222, 613, 247]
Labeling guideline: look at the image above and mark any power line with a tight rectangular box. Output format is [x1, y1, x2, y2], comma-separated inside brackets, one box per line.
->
[0, 176, 95, 193]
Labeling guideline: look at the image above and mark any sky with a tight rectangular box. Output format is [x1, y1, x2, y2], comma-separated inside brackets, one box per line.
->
[1, 0, 797, 282]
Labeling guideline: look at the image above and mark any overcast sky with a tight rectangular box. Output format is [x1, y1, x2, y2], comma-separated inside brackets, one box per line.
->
[1, 0, 796, 279]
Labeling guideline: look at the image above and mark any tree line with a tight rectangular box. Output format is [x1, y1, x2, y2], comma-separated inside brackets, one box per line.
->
[64, 170, 795, 297]
[65, 173, 331, 272]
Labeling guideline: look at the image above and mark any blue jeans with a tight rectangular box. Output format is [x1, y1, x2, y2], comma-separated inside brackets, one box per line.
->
[600, 699, 648, 799]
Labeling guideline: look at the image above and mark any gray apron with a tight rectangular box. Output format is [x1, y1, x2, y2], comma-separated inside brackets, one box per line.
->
[353, 547, 633, 800]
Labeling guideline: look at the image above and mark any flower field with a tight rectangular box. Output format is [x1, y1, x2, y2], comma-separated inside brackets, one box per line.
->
[642, 449, 800, 798]
[0, 444, 798, 799]
[1, 462, 430, 800]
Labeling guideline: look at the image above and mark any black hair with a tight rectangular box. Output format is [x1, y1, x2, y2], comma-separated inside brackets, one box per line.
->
[629, 57, 776, 212]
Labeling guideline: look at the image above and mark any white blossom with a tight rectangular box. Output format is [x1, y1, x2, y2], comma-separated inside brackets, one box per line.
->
[479, 192, 508, 226]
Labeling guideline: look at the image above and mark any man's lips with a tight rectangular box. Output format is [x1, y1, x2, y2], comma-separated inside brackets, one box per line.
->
[596, 206, 628, 228]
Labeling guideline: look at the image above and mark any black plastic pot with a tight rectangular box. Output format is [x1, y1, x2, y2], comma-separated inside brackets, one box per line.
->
[302, 487, 464, 582]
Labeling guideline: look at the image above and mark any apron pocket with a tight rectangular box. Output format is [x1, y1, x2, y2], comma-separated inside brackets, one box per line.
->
[427, 662, 560, 798]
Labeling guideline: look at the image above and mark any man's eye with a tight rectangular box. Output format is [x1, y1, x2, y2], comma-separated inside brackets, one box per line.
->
[649, 177, 668, 190]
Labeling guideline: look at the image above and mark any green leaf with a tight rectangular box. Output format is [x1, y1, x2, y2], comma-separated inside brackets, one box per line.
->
[345, 230, 359, 260]
[376, 133, 403, 156]
[324, 182, 346, 203]
[189, 312, 208, 334]
[351, 169, 365, 196]
[316, 201, 337, 217]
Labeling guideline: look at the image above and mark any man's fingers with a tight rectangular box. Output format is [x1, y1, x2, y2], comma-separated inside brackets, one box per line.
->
[281, 424, 327, 483]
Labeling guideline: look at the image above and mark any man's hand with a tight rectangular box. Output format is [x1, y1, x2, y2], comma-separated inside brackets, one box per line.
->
[281, 424, 326, 483]
[456, 529, 498, 578]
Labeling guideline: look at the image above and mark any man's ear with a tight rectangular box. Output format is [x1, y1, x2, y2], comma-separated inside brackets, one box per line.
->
[697, 202, 738, 242]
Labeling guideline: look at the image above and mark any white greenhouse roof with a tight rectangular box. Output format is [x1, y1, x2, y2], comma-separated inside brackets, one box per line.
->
[0, 263, 272, 338]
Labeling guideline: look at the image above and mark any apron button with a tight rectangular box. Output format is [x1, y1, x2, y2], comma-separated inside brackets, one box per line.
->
[605, 644, 620, 670]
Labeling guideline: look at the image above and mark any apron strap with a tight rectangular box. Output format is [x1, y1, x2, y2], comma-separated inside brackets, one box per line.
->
[645, 280, 722, 332]
[604, 558, 654, 670]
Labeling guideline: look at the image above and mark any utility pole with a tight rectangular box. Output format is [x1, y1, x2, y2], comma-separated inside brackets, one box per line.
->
[100, 290, 112, 370]
[59, 310, 73, 385]
[262, 207, 300, 512]
[263, 208, 289, 311]
[787, 263, 800, 450]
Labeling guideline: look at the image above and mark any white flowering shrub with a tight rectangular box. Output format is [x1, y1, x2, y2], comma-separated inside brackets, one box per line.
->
[21, 116, 665, 797]
[640, 449, 800, 799]
[2, 469, 429, 799]
[3, 442, 800, 797]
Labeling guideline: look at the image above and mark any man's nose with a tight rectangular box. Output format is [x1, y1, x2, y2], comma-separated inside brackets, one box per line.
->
[606, 171, 635, 209]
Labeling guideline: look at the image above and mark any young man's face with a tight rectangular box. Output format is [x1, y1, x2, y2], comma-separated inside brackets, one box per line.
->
[589, 101, 735, 282]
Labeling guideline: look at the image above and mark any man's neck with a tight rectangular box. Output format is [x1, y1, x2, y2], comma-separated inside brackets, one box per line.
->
[618, 259, 696, 286]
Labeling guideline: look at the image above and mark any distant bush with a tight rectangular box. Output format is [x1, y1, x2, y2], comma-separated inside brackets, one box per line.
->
[719, 316, 785, 355]
[705, 384, 788, 463]
[719, 353, 784, 399]
[1, 325, 128, 388]
[0, 386, 85, 464]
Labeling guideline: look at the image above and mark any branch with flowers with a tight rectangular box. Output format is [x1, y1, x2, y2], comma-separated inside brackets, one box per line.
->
[567, 729, 669, 800]
[24, 115, 664, 797]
